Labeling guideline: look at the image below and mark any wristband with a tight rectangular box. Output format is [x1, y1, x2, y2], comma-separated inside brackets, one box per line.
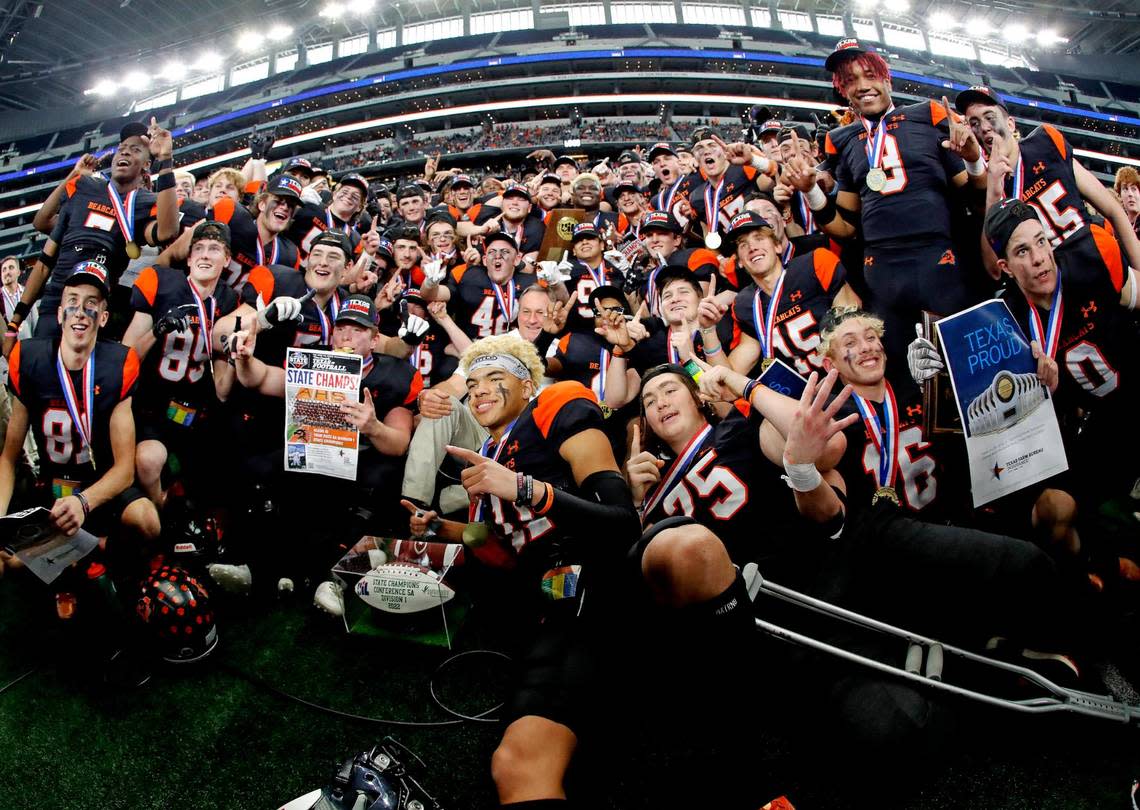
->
[534, 481, 555, 515]
[154, 171, 175, 192]
[750, 154, 771, 173]
[782, 459, 822, 492]
[703, 342, 723, 356]
[152, 158, 174, 173]
[37, 251, 57, 270]
[75, 491, 91, 517]
[742, 378, 760, 402]
[12, 300, 30, 321]
[965, 156, 987, 177]
[805, 185, 827, 211]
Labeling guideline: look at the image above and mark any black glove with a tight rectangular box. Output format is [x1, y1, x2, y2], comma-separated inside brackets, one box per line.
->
[153, 304, 195, 338]
[248, 128, 275, 161]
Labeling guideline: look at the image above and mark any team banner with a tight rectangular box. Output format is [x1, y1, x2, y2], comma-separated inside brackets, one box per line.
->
[935, 300, 1068, 507]
[284, 348, 363, 481]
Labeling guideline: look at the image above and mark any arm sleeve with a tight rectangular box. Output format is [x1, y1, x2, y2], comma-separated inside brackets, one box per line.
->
[545, 469, 641, 564]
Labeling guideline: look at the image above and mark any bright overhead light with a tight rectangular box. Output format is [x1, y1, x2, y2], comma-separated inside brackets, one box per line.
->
[1036, 29, 1066, 45]
[86, 79, 119, 97]
[928, 11, 957, 31]
[855, 0, 879, 9]
[349, 0, 374, 11]
[967, 17, 993, 37]
[267, 24, 293, 41]
[160, 61, 186, 81]
[192, 51, 221, 72]
[123, 70, 151, 88]
[1003, 23, 1028, 42]
[882, 0, 909, 13]
[237, 30, 265, 51]
[319, 3, 343, 17]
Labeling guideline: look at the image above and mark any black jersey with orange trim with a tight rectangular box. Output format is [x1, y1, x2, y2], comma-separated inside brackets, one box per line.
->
[825, 101, 965, 246]
[623, 318, 735, 375]
[688, 165, 762, 235]
[177, 198, 208, 232]
[358, 352, 423, 454]
[471, 207, 546, 254]
[478, 381, 606, 570]
[566, 258, 622, 327]
[406, 327, 458, 389]
[7, 338, 139, 487]
[130, 266, 237, 410]
[731, 249, 846, 376]
[286, 203, 362, 260]
[553, 331, 612, 400]
[648, 171, 702, 230]
[241, 264, 350, 364]
[1002, 224, 1136, 414]
[209, 197, 300, 290]
[444, 265, 537, 341]
[46, 175, 159, 298]
[1004, 125, 1103, 251]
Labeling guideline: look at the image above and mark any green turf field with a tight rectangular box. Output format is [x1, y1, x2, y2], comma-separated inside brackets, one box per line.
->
[1, 571, 1138, 810]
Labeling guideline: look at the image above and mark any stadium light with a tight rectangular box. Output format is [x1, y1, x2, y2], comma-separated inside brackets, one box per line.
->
[123, 70, 151, 89]
[854, 0, 879, 10]
[237, 30, 265, 51]
[1036, 29, 1066, 46]
[349, 0, 374, 11]
[319, 3, 343, 18]
[882, 0, 909, 13]
[160, 61, 186, 82]
[192, 51, 221, 72]
[967, 18, 993, 37]
[84, 79, 118, 97]
[1003, 23, 1028, 43]
[928, 11, 957, 31]
[267, 25, 293, 41]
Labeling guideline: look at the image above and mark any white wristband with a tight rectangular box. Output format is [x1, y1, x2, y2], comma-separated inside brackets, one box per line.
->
[965, 156, 987, 177]
[750, 154, 771, 173]
[782, 458, 822, 492]
[805, 185, 827, 211]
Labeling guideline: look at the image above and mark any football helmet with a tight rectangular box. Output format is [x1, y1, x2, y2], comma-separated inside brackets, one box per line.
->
[135, 565, 218, 663]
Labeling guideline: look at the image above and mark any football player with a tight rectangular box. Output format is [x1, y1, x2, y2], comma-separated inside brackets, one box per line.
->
[955, 85, 1140, 278]
[121, 220, 239, 507]
[685, 126, 779, 249]
[287, 173, 368, 260]
[469, 181, 545, 263]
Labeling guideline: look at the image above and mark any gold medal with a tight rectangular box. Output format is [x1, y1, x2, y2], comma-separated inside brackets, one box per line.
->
[865, 168, 887, 192]
[125, 241, 141, 260]
[705, 231, 722, 250]
[760, 358, 774, 372]
[462, 521, 490, 548]
[872, 485, 899, 506]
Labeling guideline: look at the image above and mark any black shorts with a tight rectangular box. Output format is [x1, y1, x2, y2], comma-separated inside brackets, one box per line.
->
[31, 481, 148, 538]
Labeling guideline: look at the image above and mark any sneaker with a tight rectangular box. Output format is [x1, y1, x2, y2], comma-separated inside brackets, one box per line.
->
[313, 580, 345, 617]
[207, 563, 252, 595]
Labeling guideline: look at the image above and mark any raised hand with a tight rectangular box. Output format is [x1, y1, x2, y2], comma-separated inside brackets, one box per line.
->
[544, 290, 577, 334]
[940, 95, 982, 163]
[340, 388, 380, 433]
[152, 303, 196, 337]
[422, 257, 446, 286]
[144, 116, 173, 161]
[712, 133, 755, 166]
[427, 300, 450, 322]
[447, 445, 519, 502]
[375, 273, 403, 311]
[692, 358, 748, 402]
[399, 313, 430, 345]
[783, 148, 818, 194]
[696, 274, 727, 330]
[906, 323, 944, 384]
[626, 423, 665, 506]
[782, 369, 859, 466]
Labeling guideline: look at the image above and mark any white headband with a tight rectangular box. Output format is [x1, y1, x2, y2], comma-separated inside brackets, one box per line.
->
[466, 353, 531, 381]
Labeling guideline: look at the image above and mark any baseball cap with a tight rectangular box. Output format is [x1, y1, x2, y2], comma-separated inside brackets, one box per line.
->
[954, 85, 1008, 115]
[722, 211, 773, 256]
[396, 184, 423, 201]
[335, 294, 378, 329]
[653, 265, 700, 296]
[375, 237, 394, 260]
[425, 208, 458, 229]
[588, 284, 629, 311]
[825, 38, 874, 72]
[777, 125, 812, 144]
[64, 260, 111, 299]
[640, 211, 682, 235]
[571, 222, 600, 242]
[337, 173, 369, 196]
[647, 142, 678, 160]
[284, 158, 315, 177]
[310, 229, 354, 260]
[614, 179, 643, 196]
[266, 174, 304, 201]
[690, 127, 721, 146]
[119, 122, 149, 143]
[501, 181, 531, 199]
[759, 119, 783, 136]
[553, 155, 578, 170]
[189, 219, 232, 250]
[616, 150, 640, 166]
[537, 172, 562, 187]
[484, 229, 518, 251]
[451, 174, 475, 188]
[983, 198, 1041, 257]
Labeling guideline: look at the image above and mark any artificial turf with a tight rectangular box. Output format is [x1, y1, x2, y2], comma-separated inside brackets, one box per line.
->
[1, 569, 1138, 810]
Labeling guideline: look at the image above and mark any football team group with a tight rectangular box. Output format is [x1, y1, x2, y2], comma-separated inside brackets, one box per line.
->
[3, 36, 1140, 808]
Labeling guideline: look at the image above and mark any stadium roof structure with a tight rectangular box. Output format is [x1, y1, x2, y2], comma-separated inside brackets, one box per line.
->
[0, 0, 1139, 114]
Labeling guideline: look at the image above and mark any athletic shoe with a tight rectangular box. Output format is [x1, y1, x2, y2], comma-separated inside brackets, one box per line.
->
[313, 580, 345, 617]
[206, 563, 252, 595]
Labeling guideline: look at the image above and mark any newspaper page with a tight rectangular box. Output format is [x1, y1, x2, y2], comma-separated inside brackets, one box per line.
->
[935, 299, 1068, 507]
[284, 348, 363, 481]
[0, 506, 99, 584]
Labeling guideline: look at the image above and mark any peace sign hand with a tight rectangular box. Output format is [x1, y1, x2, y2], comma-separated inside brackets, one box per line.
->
[401, 499, 440, 538]
[696, 274, 727, 330]
[544, 290, 577, 334]
[939, 96, 982, 163]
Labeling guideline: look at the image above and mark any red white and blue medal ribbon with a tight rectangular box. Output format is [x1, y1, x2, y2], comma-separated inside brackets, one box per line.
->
[781, 242, 794, 265]
[861, 105, 895, 173]
[360, 355, 374, 377]
[325, 208, 351, 235]
[106, 184, 138, 247]
[313, 290, 341, 344]
[666, 326, 701, 363]
[1010, 153, 1024, 200]
[646, 261, 664, 316]
[703, 177, 725, 236]
[751, 271, 786, 361]
[656, 178, 682, 213]
[473, 416, 520, 522]
[255, 237, 279, 266]
[1025, 272, 1063, 359]
[187, 282, 216, 370]
[639, 423, 713, 518]
[492, 279, 516, 325]
[595, 346, 609, 402]
[852, 383, 900, 494]
[797, 191, 815, 234]
[56, 349, 96, 469]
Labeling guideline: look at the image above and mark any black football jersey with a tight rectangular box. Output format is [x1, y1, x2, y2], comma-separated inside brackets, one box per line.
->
[731, 248, 846, 376]
[688, 165, 762, 236]
[475, 382, 608, 571]
[209, 197, 301, 290]
[648, 172, 702, 229]
[553, 331, 614, 400]
[358, 352, 423, 454]
[286, 203, 362, 260]
[242, 264, 350, 364]
[406, 326, 458, 389]
[444, 265, 536, 341]
[566, 258, 622, 326]
[825, 101, 965, 246]
[8, 338, 139, 487]
[471, 207, 546, 254]
[624, 318, 735, 375]
[46, 175, 159, 299]
[130, 266, 238, 410]
[1004, 125, 1103, 251]
[1002, 224, 1135, 414]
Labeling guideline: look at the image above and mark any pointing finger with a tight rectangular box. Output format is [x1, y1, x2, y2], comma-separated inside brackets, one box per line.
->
[631, 423, 641, 456]
[446, 444, 485, 465]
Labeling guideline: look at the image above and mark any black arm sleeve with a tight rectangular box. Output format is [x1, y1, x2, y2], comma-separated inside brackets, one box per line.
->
[545, 469, 640, 562]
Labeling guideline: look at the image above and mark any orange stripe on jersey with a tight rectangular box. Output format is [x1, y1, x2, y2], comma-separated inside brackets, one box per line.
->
[122, 348, 141, 398]
[1091, 222, 1125, 292]
[689, 248, 719, 272]
[557, 333, 571, 354]
[618, 213, 629, 233]
[7, 340, 21, 397]
[451, 264, 468, 284]
[730, 309, 742, 351]
[824, 131, 838, 157]
[466, 203, 483, 223]
[247, 264, 276, 301]
[404, 370, 424, 406]
[212, 196, 236, 225]
[742, 165, 758, 181]
[65, 177, 79, 199]
[813, 249, 840, 292]
[733, 397, 751, 418]
[134, 266, 159, 307]
[929, 100, 948, 128]
[1042, 125, 1068, 160]
[533, 380, 597, 439]
[722, 257, 741, 289]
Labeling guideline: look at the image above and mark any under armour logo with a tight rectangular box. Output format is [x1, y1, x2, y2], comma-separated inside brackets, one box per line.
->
[94, 385, 101, 395]
[1081, 301, 1098, 318]
[864, 257, 875, 266]
[938, 250, 956, 266]
[506, 440, 520, 455]
[1033, 161, 1046, 174]
[905, 404, 923, 418]
[790, 290, 803, 302]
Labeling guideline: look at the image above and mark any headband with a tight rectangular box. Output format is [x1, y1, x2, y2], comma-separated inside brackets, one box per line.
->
[466, 353, 531, 381]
